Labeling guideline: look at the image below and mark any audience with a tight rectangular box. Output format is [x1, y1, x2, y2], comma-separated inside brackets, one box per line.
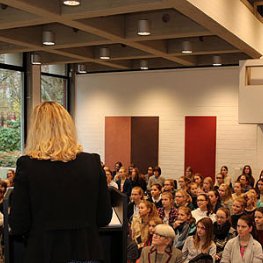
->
[7, 157, 263, 262]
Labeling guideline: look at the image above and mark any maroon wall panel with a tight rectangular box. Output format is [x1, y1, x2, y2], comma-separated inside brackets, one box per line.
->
[105, 117, 131, 170]
[131, 117, 159, 174]
[185, 116, 216, 179]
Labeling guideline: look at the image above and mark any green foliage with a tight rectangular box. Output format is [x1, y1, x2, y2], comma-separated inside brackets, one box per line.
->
[0, 119, 21, 151]
[0, 151, 19, 167]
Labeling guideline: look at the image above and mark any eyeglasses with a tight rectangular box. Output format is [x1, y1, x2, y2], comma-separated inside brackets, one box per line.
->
[153, 232, 166, 238]
[216, 177, 223, 179]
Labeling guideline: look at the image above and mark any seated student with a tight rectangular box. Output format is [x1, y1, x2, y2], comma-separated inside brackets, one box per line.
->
[221, 215, 262, 263]
[255, 178, 263, 204]
[148, 183, 163, 209]
[144, 216, 163, 247]
[214, 173, 225, 190]
[147, 166, 165, 190]
[6, 169, 15, 187]
[182, 217, 216, 263]
[238, 174, 252, 193]
[140, 224, 182, 263]
[208, 189, 222, 213]
[213, 207, 236, 262]
[192, 193, 216, 223]
[232, 181, 244, 201]
[231, 197, 246, 230]
[128, 186, 144, 222]
[143, 166, 154, 184]
[218, 183, 233, 214]
[178, 176, 190, 192]
[185, 166, 194, 182]
[158, 192, 178, 226]
[254, 207, 263, 247]
[175, 189, 195, 210]
[131, 167, 147, 192]
[0, 180, 8, 213]
[220, 165, 231, 187]
[249, 188, 263, 208]
[105, 169, 118, 189]
[116, 166, 132, 196]
[173, 206, 196, 250]
[188, 182, 198, 209]
[193, 173, 203, 194]
[202, 177, 214, 193]
[244, 191, 257, 217]
[239, 165, 255, 188]
[163, 179, 175, 197]
[131, 200, 159, 250]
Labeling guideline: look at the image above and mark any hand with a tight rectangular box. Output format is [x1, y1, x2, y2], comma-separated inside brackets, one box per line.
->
[173, 220, 182, 228]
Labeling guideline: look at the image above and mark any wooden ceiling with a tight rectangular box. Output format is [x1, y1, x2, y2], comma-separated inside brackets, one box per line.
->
[0, 0, 261, 73]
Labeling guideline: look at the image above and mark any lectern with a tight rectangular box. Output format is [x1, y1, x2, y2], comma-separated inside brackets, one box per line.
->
[3, 186, 127, 263]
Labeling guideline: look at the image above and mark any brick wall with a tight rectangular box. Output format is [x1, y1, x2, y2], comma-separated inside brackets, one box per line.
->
[75, 67, 263, 180]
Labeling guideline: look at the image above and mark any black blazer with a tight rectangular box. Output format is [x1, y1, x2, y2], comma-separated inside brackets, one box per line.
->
[10, 153, 112, 263]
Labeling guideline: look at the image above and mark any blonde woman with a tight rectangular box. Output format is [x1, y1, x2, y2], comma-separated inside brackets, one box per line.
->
[218, 183, 233, 214]
[10, 102, 112, 263]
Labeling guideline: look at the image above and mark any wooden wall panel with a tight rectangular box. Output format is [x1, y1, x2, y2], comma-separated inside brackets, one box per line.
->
[105, 117, 131, 170]
[185, 116, 216, 179]
[131, 117, 159, 174]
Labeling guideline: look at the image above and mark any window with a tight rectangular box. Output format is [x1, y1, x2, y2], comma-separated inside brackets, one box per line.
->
[41, 64, 68, 107]
[0, 68, 24, 170]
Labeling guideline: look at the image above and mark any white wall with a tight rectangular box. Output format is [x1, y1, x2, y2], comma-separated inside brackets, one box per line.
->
[75, 66, 263, 180]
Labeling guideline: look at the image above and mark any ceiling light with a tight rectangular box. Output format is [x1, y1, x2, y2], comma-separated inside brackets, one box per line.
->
[100, 47, 110, 60]
[63, 0, 80, 6]
[182, 41, 192, 54]
[213, 55, 222, 66]
[137, 19, 151, 36]
[30, 53, 41, 65]
[140, 60, 148, 70]
[42, 31, 55, 46]
[77, 64, 87, 73]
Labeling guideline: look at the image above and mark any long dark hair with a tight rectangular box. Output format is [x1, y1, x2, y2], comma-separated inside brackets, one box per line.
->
[194, 217, 214, 252]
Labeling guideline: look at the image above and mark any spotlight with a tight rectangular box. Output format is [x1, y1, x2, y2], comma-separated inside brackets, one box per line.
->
[213, 55, 222, 66]
[30, 53, 41, 65]
[63, 0, 80, 6]
[182, 41, 192, 54]
[137, 19, 151, 36]
[77, 64, 87, 73]
[140, 60, 148, 70]
[42, 31, 55, 46]
[100, 47, 110, 60]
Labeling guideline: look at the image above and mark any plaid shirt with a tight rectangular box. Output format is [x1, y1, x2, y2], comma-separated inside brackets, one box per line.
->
[158, 207, 178, 227]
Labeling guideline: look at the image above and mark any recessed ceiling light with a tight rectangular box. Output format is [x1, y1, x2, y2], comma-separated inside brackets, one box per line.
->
[63, 0, 80, 6]
[137, 19, 151, 36]
[140, 60, 148, 70]
[42, 31, 55, 46]
[213, 55, 222, 66]
[100, 47, 110, 60]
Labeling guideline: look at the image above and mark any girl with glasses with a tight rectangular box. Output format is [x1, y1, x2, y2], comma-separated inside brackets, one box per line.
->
[213, 207, 236, 262]
[182, 217, 216, 262]
[192, 193, 216, 223]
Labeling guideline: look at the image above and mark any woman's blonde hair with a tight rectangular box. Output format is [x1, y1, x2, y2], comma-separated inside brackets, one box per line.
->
[25, 101, 82, 161]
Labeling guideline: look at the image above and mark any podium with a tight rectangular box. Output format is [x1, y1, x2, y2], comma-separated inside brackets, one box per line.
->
[3, 186, 127, 263]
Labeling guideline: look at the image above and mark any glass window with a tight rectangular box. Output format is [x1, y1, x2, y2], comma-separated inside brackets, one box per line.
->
[0, 68, 23, 170]
[41, 64, 67, 76]
[0, 53, 23, 67]
[41, 75, 67, 106]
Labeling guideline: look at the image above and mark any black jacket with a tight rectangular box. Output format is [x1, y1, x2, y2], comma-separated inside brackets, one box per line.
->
[10, 153, 112, 263]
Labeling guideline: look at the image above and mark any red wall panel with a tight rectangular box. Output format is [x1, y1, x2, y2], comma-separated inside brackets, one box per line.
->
[105, 117, 131, 170]
[185, 116, 216, 179]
